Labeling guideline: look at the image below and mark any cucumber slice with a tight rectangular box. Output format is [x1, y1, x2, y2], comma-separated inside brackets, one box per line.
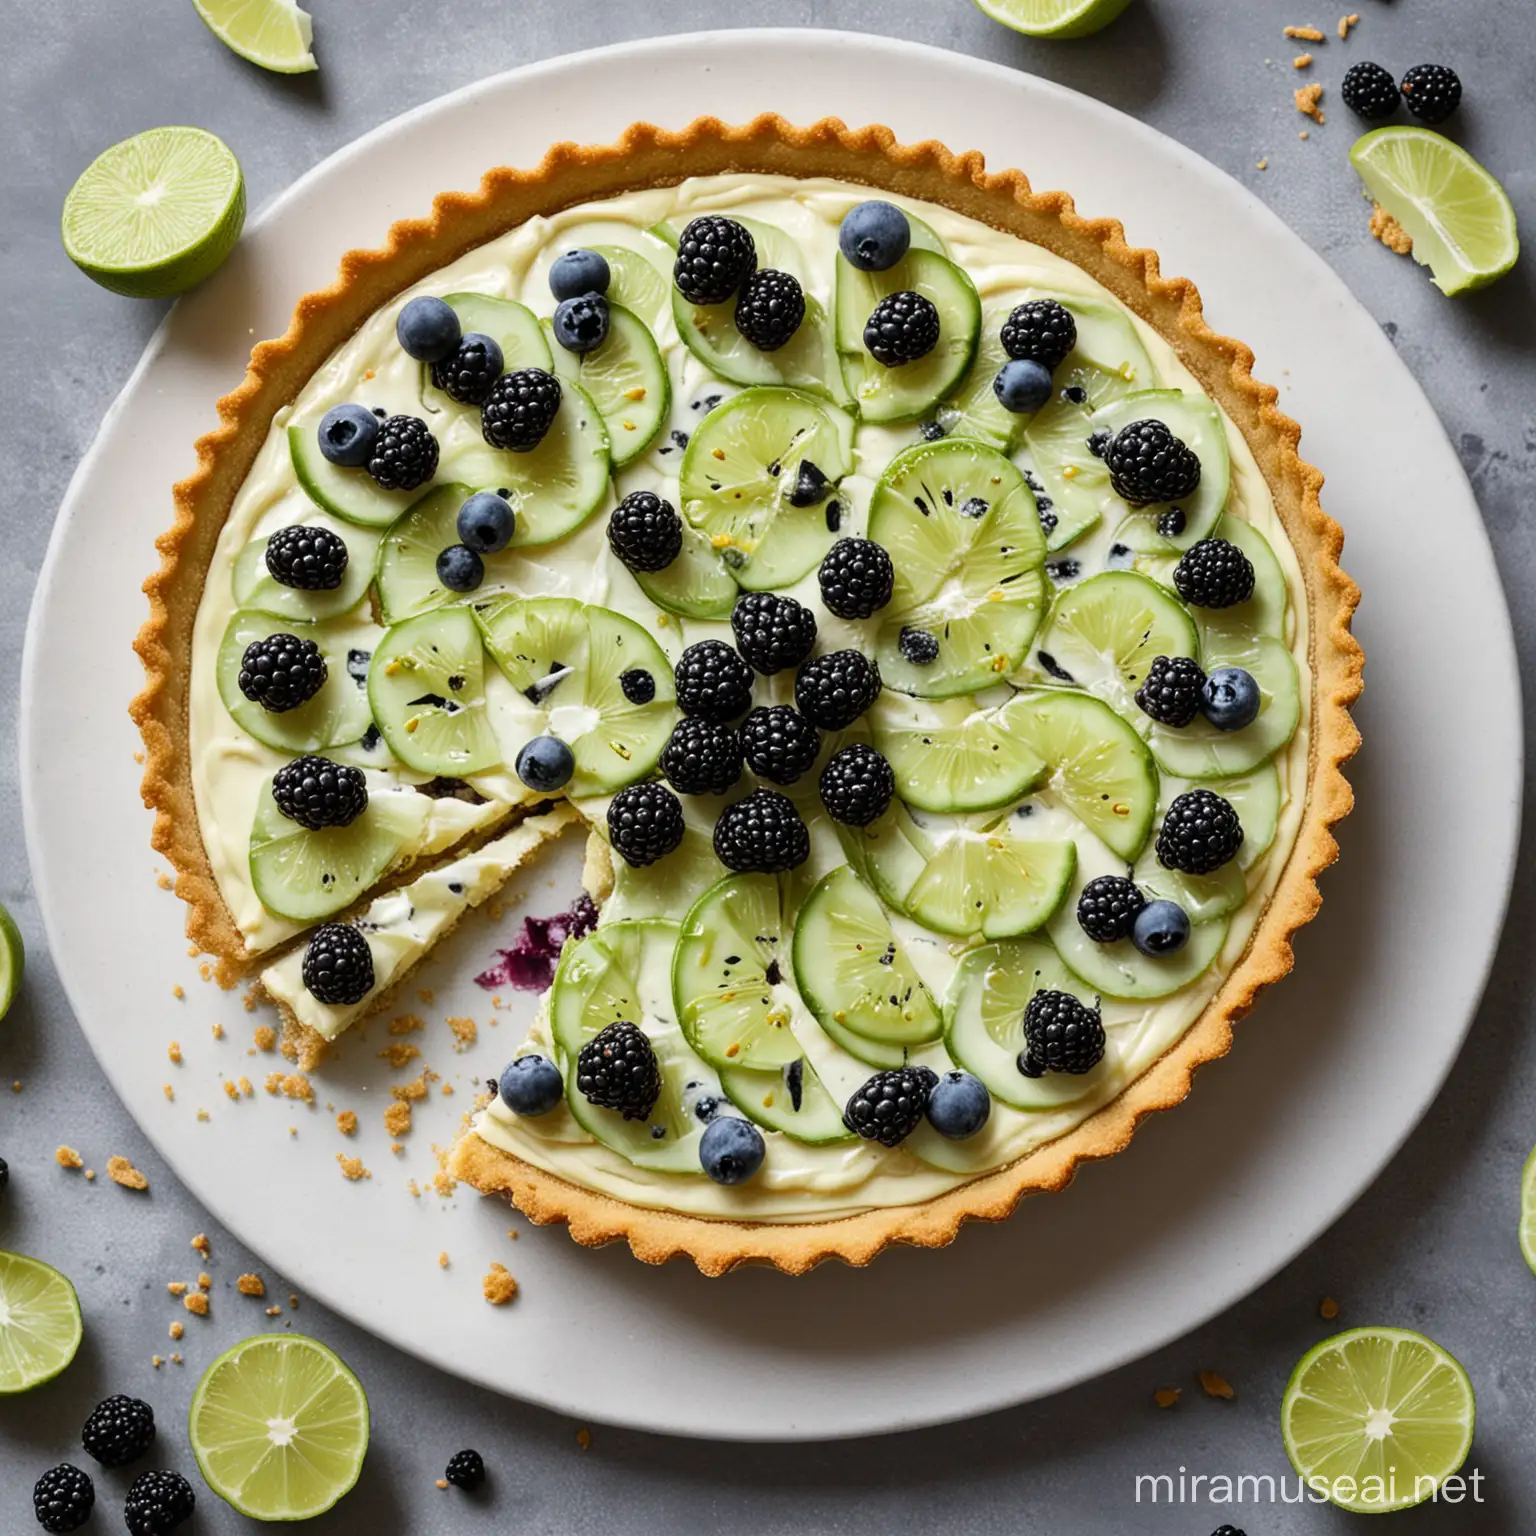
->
[632, 517, 738, 619]
[718, 1059, 852, 1145]
[936, 301, 1024, 451]
[603, 820, 728, 926]
[1205, 763, 1282, 870]
[366, 606, 501, 776]
[231, 517, 377, 621]
[678, 386, 854, 591]
[792, 867, 942, 1048]
[836, 247, 981, 424]
[474, 595, 676, 795]
[288, 424, 427, 530]
[549, 303, 669, 467]
[441, 293, 551, 372]
[590, 245, 670, 326]
[868, 439, 1048, 698]
[215, 611, 373, 755]
[375, 483, 478, 625]
[1050, 895, 1229, 1000]
[1136, 852, 1247, 923]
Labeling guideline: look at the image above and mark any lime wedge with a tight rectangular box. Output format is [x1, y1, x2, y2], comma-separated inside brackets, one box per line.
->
[192, 0, 317, 74]
[0, 901, 22, 1021]
[1281, 1326, 1475, 1512]
[972, 0, 1134, 38]
[190, 1334, 369, 1521]
[1521, 1142, 1536, 1276]
[1350, 127, 1519, 296]
[0, 1252, 83, 1395]
[62, 127, 245, 300]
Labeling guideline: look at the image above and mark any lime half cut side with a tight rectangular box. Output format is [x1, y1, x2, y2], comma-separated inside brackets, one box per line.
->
[191, 1334, 369, 1521]
[62, 127, 245, 299]
[193, 0, 317, 74]
[1521, 1142, 1536, 1276]
[1281, 1326, 1475, 1513]
[0, 901, 22, 1021]
[1350, 127, 1519, 296]
[0, 1252, 83, 1395]
[972, 0, 1134, 39]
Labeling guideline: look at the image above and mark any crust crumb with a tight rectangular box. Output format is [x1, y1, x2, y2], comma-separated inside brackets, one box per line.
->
[237, 1273, 266, 1297]
[1198, 1370, 1235, 1400]
[211, 1022, 224, 1040]
[183, 1291, 209, 1317]
[335, 1110, 358, 1136]
[167, 1281, 188, 1296]
[85, 1169, 95, 1181]
[163, 1084, 174, 1101]
[191, 1233, 211, 1257]
[576, 1427, 592, 1451]
[1368, 203, 1413, 254]
[266, 1305, 282, 1317]
[392, 1070, 436, 1103]
[438, 1251, 450, 1269]
[168, 1041, 183, 1064]
[172, 984, 185, 1000]
[1320, 1295, 1340, 1320]
[417, 988, 435, 1006]
[198, 1272, 212, 1290]
[482, 1262, 518, 1305]
[1256, 158, 1269, 171]
[107, 1155, 149, 1190]
[337, 1154, 371, 1182]
[253, 1025, 276, 1051]
[222, 1080, 240, 1101]
[170, 1354, 183, 1365]
[1154, 1388, 1181, 1408]
[1338, 13, 1359, 39]
[1294, 82, 1325, 122]
[1292, 53, 1313, 68]
[169, 1321, 184, 1340]
[435, 1479, 449, 1490]
[383, 1101, 412, 1137]
[238, 1076, 254, 1097]
[197, 1109, 210, 1122]
[446, 1016, 478, 1051]
[55, 1146, 84, 1169]
[1283, 25, 1325, 41]
[289, 1293, 300, 1309]
[152, 1355, 163, 1368]
[388, 1013, 425, 1035]
[432, 1171, 456, 1197]
[377, 1042, 421, 1068]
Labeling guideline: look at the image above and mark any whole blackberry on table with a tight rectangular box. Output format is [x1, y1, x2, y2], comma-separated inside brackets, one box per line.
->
[819, 743, 895, 826]
[818, 537, 894, 619]
[794, 649, 881, 730]
[33, 1464, 94, 1533]
[607, 782, 685, 868]
[367, 414, 438, 491]
[1000, 298, 1077, 370]
[264, 524, 348, 591]
[301, 924, 374, 1006]
[712, 789, 810, 873]
[619, 668, 656, 705]
[730, 591, 817, 674]
[576, 1021, 662, 1120]
[607, 489, 683, 572]
[898, 626, 940, 666]
[124, 1469, 195, 1535]
[864, 290, 940, 367]
[660, 718, 743, 796]
[238, 632, 326, 713]
[1076, 875, 1146, 944]
[1157, 788, 1244, 875]
[1400, 63, 1462, 124]
[739, 705, 821, 785]
[1020, 990, 1106, 1077]
[1134, 654, 1206, 728]
[1341, 61, 1400, 121]
[430, 331, 504, 405]
[843, 1066, 938, 1147]
[673, 215, 756, 305]
[82, 1393, 156, 1467]
[271, 755, 368, 830]
[1104, 418, 1202, 505]
[445, 1448, 486, 1490]
[1172, 537, 1256, 609]
[480, 367, 561, 452]
[674, 639, 755, 722]
[735, 268, 805, 351]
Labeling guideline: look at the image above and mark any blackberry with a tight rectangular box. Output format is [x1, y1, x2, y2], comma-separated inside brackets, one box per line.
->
[898, 626, 940, 666]
[1000, 298, 1077, 370]
[607, 782, 685, 868]
[712, 789, 810, 873]
[576, 1021, 662, 1120]
[271, 755, 368, 830]
[864, 290, 940, 367]
[673, 215, 756, 305]
[1020, 990, 1105, 1077]
[445, 1449, 486, 1490]
[1172, 537, 1256, 609]
[264, 524, 348, 591]
[124, 1469, 195, 1536]
[730, 592, 817, 674]
[481, 367, 561, 452]
[607, 490, 683, 573]
[1401, 63, 1461, 124]
[430, 332, 504, 405]
[794, 649, 881, 730]
[1134, 654, 1206, 728]
[1341, 61, 1400, 121]
[843, 1066, 938, 1147]
[660, 718, 743, 795]
[1076, 875, 1146, 944]
[818, 743, 894, 826]
[674, 639, 754, 723]
[619, 668, 656, 704]
[1156, 507, 1186, 539]
[739, 705, 820, 785]
[817, 537, 894, 619]
[786, 458, 831, 508]
[33, 1464, 94, 1533]
[1104, 418, 1202, 505]
[367, 414, 438, 491]
[238, 632, 326, 713]
[0, 1155, 7, 1192]
[301, 924, 375, 1006]
[1085, 428, 1113, 459]
[1210, 1528, 1247, 1536]
[82, 1394, 156, 1467]
[1156, 788, 1244, 875]
[735, 268, 805, 352]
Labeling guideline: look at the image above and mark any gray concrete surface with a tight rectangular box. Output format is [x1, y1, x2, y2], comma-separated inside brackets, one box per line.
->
[2, 1, 1533, 1531]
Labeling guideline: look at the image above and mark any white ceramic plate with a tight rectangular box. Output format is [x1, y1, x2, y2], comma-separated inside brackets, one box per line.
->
[21, 31, 1520, 1441]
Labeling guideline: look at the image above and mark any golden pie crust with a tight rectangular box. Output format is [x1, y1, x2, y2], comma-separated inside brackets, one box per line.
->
[131, 115, 1361, 1274]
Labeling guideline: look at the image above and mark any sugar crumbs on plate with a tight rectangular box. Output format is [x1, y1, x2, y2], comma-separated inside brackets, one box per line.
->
[446, 1016, 478, 1051]
[482, 1262, 518, 1305]
[335, 1110, 358, 1136]
[383, 1101, 412, 1137]
[253, 1025, 276, 1052]
[377, 1041, 420, 1068]
[337, 1154, 371, 1182]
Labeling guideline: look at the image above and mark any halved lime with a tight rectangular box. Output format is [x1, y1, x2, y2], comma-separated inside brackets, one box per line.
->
[1281, 1326, 1475, 1513]
[1350, 128, 1519, 296]
[62, 127, 245, 299]
[1521, 1143, 1536, 1276]
[0, 902, 22, 1021]
[190, 1334, 368, 1521]
[973, 0, 1135, 40]
[0, 1252, 83, 1395]
[192, 0, 317, 74]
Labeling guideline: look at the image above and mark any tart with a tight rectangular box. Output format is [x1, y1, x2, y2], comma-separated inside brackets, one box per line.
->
[132, 116, 1360, 1274]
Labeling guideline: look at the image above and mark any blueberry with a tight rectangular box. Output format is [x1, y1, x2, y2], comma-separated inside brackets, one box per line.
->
[549, 248, 611, 301]
[1131, 899, 1191, 957]
[316, 403, 379, 467]
[838, 200, 911, 272]
[699, 1116, 766, 1185]
[553, 293, 610, 354]
[457, 491, 515, 554]
[1202, 666, 1261, 732]
[515, 735, 575, 793]
[992, 359, 1053, 415]
[926, 1070, 992, 1140]
[498, 1055, 563, 1116]
[396, 295, 462, 362]
[436, 544, 484, 593]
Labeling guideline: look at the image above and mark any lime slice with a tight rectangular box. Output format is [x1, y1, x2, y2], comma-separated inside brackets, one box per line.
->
[1350, 128, 1519, 296]
[1521, 1142, 1536, 1276]
[1281, 1326, 1475, 1513]
[190, 1334, 368, 1521]
[62, 127, 245, 299]
[0, 1252, 83, 1395]
[972, 0, 1134, 39]
[192, 0, 317, 74]
[0, 901, 22, 1021]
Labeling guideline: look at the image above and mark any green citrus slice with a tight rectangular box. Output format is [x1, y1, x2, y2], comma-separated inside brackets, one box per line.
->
[62, 127, 245, 298]
[192, 0, 317, 74]
[1281, 1326, 1475, 1513]
[972, 0, 1134, 39]
[190, 1334, 369, 1521]
[0, 1252, 83, 1395]
[1521, 1142, 1536, 1276]
[0, 902, 22, 1021]
[1350, 127, 1519, 296]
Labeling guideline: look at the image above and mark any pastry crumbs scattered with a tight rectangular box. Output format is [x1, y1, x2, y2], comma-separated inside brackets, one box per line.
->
[171, 1354, 182, 1365]
[135, 751, 147, 764]
[482, 1262, 518, 1305]
[433, 1171, 456, 1197]
[157, 873, 173, 891]
[435, 1479, 449, 1490]
[163, 1084, 174, 1101]
[290, 1294, 300, 1309]
[211, 1022, 224, 1040]
[167, 1281, 187, 1296]
[335, 1110, 358, 1136]
[198, 1272, 212, 1290]
[1283, 25, 1324, 41]
[337, 1154, 370, 1182]
[238, 1076, 254, 1097]
[10, 1081, 21, 1093]
[1293, 53, 1313, 68]
[244, 988, 261, 1013]
[1199, 1370, 1235, 1400]
[1369, 203, 1413, 254]
[389, 1013, 425, 1035]
[1320, 1295, 1340, 1320]
[1294, 82, 1325, 122]
[438, 1252, 450, 1269]
[1154, 1388, 1181, 1408]
[390, 1142, 404, 1155]
[222, 1081, 240, 1101]
[237, 1273, 266, 1297]
[377, 1042, 421, 1068]
[197, 1109, 210, 1122]
[280, 1074, 313, 1102]
[85, 1170, 95, 1181]
[172, 985, 185, 1000]
[392, 1071, 435, 1103]
[168, 1042, 182, 1064]
[417, 988, 435, 1006]
[152, 1355, 163, 1368]
[1339, 13, 1359, 40]
[1257, 158, 1269, 171]
[169, 1322, 184, 1340]
[442, 1083, 454, 1096]
[383, 1102, 412, 1137]
[253, 1026, 276, 1051]
[576, 1427, 592, 1451]
[446, 1016, 478, 1051]
[191, 1233, 210, 1256]
[266, 1306, 282, 1317]
[55, 1146, 84, 1169]
[183, 1292, 209, 1317]
[1300, 129, 1311, 140]
[107, 1156, 148, 1191]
